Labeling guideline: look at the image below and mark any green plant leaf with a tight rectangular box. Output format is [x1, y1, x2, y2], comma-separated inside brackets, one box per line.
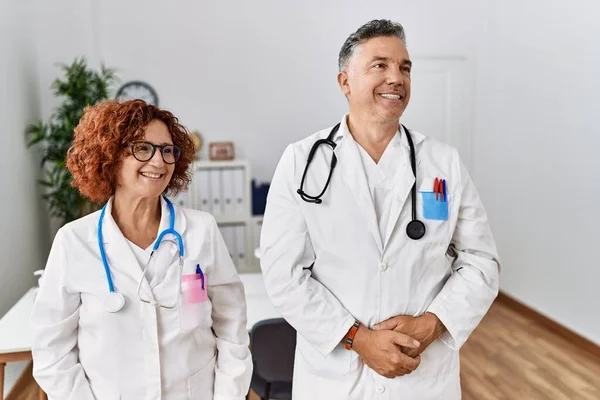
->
[25, 57, 118, 226]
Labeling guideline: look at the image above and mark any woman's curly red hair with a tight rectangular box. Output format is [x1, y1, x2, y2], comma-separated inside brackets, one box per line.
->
[66, 99, 196, 204]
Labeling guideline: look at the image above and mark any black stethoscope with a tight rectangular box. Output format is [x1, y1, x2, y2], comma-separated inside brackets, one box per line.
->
[297, 123, 426, 240]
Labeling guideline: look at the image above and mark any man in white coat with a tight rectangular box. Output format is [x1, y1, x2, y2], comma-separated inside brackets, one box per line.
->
[259, 19, 500, 399]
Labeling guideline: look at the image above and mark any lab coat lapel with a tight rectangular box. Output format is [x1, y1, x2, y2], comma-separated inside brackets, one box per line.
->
[99, 198, 155, 301]
[336, 127, 384, 253]
[383, 127, 425, 249]
[148, 197, 187, 288]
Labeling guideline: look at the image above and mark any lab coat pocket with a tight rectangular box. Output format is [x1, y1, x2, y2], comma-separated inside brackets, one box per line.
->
[418, 177, 449, 222]
[297, 336, 358, 380]
[182, 273, 209, 304]
[90, 384, 120, 400]
[415, 178, 451, 245]
[421, 192, 449, 221]
[188, 354, 216, 399]
[179, 261, 212, 333]
[413, 338, 459, 379]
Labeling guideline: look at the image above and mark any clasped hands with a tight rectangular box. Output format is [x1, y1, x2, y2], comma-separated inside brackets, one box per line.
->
[348, 312, 446, 379]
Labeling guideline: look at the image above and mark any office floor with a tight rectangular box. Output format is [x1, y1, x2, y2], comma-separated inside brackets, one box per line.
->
[9, 301, 600, 399]
[461, 300, 600, 400]
[249, 300, 600, 400]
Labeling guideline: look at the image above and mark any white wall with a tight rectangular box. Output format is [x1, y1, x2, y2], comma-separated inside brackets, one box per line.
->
[30, 0, 600, 345]
[472, 0, 600, 344]
[0, 0, 49, 395]
[0, 2, 47, 319]
[33, 0, 486, 182]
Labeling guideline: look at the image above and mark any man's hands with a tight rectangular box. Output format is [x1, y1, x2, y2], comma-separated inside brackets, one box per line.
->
[343, 313, 446, 379]
[373, 313, 446, 358]
[350, 326, 422, 379]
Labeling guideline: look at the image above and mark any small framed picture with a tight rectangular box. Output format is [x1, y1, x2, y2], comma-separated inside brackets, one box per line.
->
[209, 141, 235, 161]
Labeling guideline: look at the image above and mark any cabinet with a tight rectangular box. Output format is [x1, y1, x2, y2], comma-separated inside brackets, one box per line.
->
[170, 160, 261, 272]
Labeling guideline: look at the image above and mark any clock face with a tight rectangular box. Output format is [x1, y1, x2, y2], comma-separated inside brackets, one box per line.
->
[116, 81, 159, 106]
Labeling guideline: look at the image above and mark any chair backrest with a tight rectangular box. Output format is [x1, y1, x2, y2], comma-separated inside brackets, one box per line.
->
[250, 318, 297, 383]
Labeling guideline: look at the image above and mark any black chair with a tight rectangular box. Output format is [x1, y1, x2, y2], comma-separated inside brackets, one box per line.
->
[249, 318, 296, 400]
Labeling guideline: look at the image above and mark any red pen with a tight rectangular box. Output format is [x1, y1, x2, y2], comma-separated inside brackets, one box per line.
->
[434, 178, 440, 200]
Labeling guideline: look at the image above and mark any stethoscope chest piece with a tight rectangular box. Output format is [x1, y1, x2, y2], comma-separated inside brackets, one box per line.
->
[406, 220, 426, 240]
[299, 123, 428, 241]
[103, 292, 125, 313]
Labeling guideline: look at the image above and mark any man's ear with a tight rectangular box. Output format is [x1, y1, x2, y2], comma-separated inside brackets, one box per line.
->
[337, 71, 350, 96]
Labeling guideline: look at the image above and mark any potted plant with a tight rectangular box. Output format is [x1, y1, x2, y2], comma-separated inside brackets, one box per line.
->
[27, 57, 118, 226]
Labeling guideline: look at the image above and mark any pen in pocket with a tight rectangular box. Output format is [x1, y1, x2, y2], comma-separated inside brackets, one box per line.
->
[196, 264, 205, 290]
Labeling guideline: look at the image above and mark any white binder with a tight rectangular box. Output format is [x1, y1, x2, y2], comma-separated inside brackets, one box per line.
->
[233, 168, 246, 215]
[221, 168, 236, 216]
[221, 226, 237, 268]
[195, 169, 211, 212]
[209, 169, 223, 216]
[170, 190, 189, 208]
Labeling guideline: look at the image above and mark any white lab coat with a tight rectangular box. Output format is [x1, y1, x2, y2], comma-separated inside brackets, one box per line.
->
[30, 196, 252, 400]
[260, 115, 500, 400]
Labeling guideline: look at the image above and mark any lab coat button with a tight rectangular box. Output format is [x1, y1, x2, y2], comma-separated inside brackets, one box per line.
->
[380, 262, 388, 271]
[376, 385, 385, 394]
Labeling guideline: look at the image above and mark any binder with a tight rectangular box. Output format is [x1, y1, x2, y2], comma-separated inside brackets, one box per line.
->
[209, 169, 223, 216]
[221, 168, 236, 216]
[221, 225, 237, 268]
[171, 190, 189, 208]
[233, 168, 246, 215]
[195, 169, 211, 212]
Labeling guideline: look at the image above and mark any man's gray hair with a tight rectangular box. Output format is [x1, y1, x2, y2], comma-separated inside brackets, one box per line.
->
[338, 19, 407, 71]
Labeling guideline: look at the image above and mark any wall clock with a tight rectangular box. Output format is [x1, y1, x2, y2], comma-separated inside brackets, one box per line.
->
[116, 80, 159, 106]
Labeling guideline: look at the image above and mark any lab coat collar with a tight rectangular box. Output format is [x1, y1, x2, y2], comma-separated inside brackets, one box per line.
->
[333, 114, 424, 251]
[90, 195, 188, 244]
[334, 116, 384, 252]
[149, 196, 187, 287]
[383, 126, 420, 248]
[156, 195, 188, 249]
[87, 195, 188, 298]
[330, 114, 426, 147]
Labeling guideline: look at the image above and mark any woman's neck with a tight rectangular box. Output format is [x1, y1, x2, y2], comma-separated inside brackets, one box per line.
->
[112, 193, 161, 249]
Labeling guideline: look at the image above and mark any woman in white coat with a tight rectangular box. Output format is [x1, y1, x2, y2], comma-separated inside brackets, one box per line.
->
[30, 99, 252, 400]
[260, 20, 500, 399]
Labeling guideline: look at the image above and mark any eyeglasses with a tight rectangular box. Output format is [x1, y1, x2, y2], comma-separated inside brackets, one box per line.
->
[130, 141, 181, 164]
